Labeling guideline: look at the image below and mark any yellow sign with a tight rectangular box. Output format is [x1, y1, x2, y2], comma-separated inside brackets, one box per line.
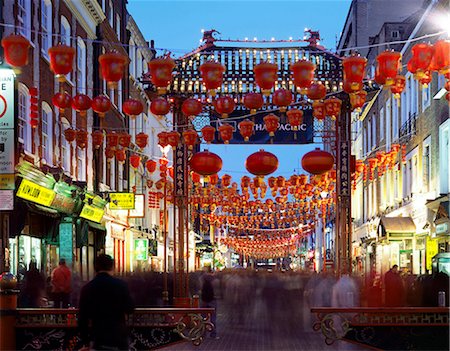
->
[80, 204, 104, 223]
[17, 179, 55, 206]
[110, 193, 135, 210]
[0, 174, 14, 190]
[426, 236, 439, 271]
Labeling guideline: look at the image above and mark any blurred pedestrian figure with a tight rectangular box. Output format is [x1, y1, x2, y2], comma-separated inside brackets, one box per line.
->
[78, 254, 134, 350]
[384, 265, 405, 306]
[19, 260, 45, 308]
[201, 267, 219, 339]
[332, 274, 359, 307]
[51, 258, 72, 308]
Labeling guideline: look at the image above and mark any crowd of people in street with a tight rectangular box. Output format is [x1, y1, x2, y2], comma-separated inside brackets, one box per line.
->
[14, 257, 450, 348]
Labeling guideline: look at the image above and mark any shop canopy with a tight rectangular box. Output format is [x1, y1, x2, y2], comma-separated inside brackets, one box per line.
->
[378, 216, 416, 239]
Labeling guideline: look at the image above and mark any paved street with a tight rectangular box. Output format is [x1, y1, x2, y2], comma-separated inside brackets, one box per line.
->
[164, 297, 368, 351]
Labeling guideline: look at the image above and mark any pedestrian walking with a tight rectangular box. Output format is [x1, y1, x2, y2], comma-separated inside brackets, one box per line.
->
[51, 258, 72, 308]
[19, 260, 46, 308]
[78, 254, 134, 350]
[384, 264, 405, 306]
[201, 267, 219, 339]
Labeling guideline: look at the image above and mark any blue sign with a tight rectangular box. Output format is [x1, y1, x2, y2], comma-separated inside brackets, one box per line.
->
[210, 107, 314, 145]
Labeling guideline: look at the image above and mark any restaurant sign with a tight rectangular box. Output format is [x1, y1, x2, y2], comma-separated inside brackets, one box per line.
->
[80, 204, 104, 223]
[16, 178, 56, 207]
[110, 192, 135, 210]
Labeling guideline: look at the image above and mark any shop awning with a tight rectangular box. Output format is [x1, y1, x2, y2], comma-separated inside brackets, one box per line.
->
[379, 216, 416, 235]
[27, 203, 60, 218]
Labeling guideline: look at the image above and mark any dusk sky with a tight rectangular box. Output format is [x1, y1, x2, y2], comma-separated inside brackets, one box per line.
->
[128, 0, 352, 178]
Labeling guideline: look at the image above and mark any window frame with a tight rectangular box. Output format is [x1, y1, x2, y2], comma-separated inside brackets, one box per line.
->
[41, 102, 53, 163]
[41, 0, 52, 56]
[77, 37, 87, 94]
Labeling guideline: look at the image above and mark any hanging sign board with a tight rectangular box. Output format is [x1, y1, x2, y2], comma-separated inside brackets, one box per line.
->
[0, 190, 14, 210]
[128, 194, 145, 218]
[426, 236, 439, 271]
[110, 192, 135, 210]
[0, 69, 15, 194]
[210, 108, 314, 145]
[134, 239, 149, 261]
[80, 204, 104, 223]
[17, 178, 56, 207]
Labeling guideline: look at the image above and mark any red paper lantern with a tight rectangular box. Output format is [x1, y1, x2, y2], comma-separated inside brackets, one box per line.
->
[263, 114, 279, 137]
[191, 172, 201, 183]
[419, 71, 432, 87]
[182, 129, 198, 149]
[123, 99, 144, 118]
[214, 96, 235, 118]
[313, 101, 326, 121]
[135, 132, 148, 149]
[307, 81, 327, 100]
[245, 149, 279, 176]
[218, 124, 234, 144]
[199, 61, 225, 96]
[324, 97, 342, 119]
[150, 97, 170, 117]
[349, 91, 367, 111]
[105, 147, 115, 161]
[290, 60, 316, 94]
[376, 50, 401, 86]
[238, 119, 254, 142]
[147, 56, 176, 94]
[118, 133, 131, 148]
[72, 94, 91, 117]
[390, 75, 406, 99]
[130, 154, 141, 169]
[115, 149, 126, 163]
[431, 40, 450, 75]
[182, 98, 203, 118]
[166, 131, 180, 147]
[76, 130, 88, 149]
[48, 44, 75, 82]
[52, 92, 72, 113]
[146, 160, 157, 173]
[91, 95, 111, 118]
[222, 174, 232, 187]
[286, 109, 303, 130]
[254, 62, 278, 95]
[158, 132, 169, 148]
[91, 130, 104, 149]
[243, 93, 264, 114]
[301, 148, 334, 175]
[201, 125, 215, 144]
[106, 132, 119, 147]
[408, 43, 434, 79]
[272, 89, 293, 112]
[98, 52, 128, 89]
[189, 150, 223, 176]
[64, 128, 76, 143]
[29, 87, 39, 125]
[1, 34, 30, 69]
[342, 55, 367, 92]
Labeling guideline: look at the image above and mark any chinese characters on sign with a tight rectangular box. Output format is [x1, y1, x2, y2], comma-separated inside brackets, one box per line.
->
[80, 204, 104, 223]
[109, 192, 135, 210]
[338, 141, 351, 196]
[134, 239, 149, 261]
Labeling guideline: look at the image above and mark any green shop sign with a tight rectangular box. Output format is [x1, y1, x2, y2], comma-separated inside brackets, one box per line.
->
[134, 239, 149, 261]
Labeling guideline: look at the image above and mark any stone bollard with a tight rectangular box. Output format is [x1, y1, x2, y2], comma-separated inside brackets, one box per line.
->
[0, 272, 19, 351]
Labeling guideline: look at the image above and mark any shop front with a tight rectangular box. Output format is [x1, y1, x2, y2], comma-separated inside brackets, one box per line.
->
[377, 216, 417, 274]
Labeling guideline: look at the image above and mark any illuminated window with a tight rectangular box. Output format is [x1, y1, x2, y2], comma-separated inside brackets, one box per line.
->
[41, 0, 52, 55]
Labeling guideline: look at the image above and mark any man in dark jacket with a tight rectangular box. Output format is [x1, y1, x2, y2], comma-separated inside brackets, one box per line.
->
[384, 264, 405, 306]
[78, 254, 134, 350]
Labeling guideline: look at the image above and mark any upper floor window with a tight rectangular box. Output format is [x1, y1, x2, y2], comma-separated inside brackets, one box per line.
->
[18, 0, 31, 39]
[41, 0, 52, 55]
[77, 38, 86, 93]
[41, 102, 53, 163]
[116, 14, 121, 40]
[391, 30, 400, 39]
[77, 148, 86, 181]
[60, 16, 71, 45]
[108, 1, 113, 27]
[129, 40, 136, 78]
[18, 84, 32, 152]
[61, 119, 71, 173]
[422, 83, 431, 110]
[379, 107, 384, 141]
